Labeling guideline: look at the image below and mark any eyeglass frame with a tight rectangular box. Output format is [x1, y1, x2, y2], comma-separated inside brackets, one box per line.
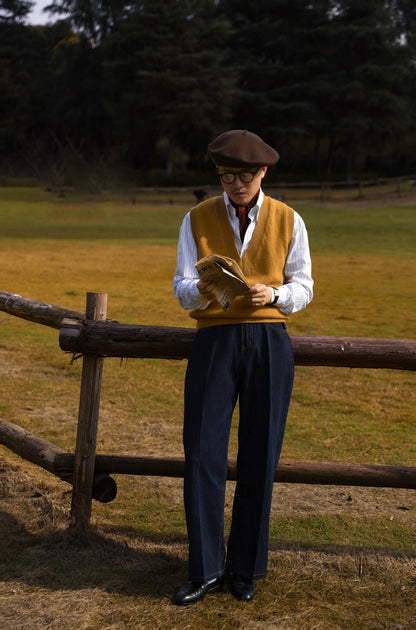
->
[216, 167, 262, 184]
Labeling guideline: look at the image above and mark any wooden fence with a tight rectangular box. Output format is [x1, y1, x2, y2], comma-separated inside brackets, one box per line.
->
[195, 174, 416, 204]
[1, 290, 415, 535]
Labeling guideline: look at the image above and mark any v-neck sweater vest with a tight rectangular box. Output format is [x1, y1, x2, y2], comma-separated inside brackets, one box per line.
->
[189, 195, 294, 328]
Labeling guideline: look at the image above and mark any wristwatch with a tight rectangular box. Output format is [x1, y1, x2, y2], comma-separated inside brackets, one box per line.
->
[271, 287, 279, 304]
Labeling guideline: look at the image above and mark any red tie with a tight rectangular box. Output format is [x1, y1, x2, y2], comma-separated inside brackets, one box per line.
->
[236, 206, 251, 242]
[233, 191, 259, 241]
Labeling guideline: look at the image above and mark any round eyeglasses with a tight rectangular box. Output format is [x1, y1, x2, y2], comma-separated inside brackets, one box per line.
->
[218, 169, 261, 184]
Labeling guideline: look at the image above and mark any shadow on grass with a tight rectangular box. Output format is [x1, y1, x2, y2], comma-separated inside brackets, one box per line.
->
[269, 537, 416, 559]
[0, 510, 188, 600]
[2, 504, 415, 605]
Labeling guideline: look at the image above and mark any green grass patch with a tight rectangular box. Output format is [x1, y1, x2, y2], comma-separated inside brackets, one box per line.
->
[0, 187, 189, 243]
[1, 186, 415, 256]
[300, 202, 416, 256]
[269, 514, 415, 549]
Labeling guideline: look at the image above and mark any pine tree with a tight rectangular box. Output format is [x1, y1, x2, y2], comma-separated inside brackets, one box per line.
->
[0, 0, 34, 23]
[102, 0, 237, 176]
[220, 0, 415, 179]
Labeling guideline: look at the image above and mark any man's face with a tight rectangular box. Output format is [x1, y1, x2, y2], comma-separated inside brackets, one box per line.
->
[217, 166, 267, 206]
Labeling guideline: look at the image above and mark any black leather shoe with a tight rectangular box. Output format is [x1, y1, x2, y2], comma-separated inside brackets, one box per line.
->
[174, 576, 224, 606]
[229, 573, 257, 602]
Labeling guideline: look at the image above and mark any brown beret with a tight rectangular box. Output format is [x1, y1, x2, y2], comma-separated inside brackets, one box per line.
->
[207, 129, 279, 168]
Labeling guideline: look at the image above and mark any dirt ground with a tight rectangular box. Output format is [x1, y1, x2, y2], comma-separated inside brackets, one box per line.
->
[1, 459, 415, 630]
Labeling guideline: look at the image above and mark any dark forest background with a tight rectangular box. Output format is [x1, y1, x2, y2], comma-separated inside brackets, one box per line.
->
[1, 0, 416, 188]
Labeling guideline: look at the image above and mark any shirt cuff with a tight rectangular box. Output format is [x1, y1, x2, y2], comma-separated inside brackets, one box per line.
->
[191, 283, 212, 310]
[275, 284, 289, 305]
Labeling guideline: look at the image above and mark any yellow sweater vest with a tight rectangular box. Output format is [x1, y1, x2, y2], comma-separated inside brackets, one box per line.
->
[190, 195, 294, 328]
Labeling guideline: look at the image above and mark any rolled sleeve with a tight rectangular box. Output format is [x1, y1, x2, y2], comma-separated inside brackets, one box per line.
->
[276, 212, 313, 314]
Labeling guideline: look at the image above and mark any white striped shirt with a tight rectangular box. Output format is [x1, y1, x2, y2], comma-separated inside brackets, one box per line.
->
[173, 189, 313, 314]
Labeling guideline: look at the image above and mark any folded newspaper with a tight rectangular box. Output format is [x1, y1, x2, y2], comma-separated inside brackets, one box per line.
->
[195, 254, 250, 311]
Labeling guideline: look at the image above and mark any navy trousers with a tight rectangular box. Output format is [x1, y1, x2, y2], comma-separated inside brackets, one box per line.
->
[183, 322, 294, 582]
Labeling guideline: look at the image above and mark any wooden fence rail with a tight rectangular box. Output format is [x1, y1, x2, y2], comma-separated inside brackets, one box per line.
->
[59, 318, 416, 370]
[1, 290, 415, 533]
[2, 290, 415, 369]
[0, 290, 83, 329]
[0, 417, 117, 502]
[2, 418, 415, 491]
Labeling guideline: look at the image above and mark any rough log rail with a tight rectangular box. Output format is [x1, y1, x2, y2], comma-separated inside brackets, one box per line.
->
[1, 290, 414, 369]
[0, 417, 116, 502]
[59, 319, 416, 370]
[2, 418, 416, 493]
[0, 290, 83, 329]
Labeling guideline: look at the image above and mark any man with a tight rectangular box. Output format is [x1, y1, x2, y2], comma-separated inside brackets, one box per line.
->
[173, 129, 313, 605]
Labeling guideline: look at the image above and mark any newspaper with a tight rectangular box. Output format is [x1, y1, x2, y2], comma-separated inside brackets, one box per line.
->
[195, 254, 250, 311]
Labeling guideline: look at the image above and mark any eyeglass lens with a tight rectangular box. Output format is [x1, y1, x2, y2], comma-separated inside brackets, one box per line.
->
[219, 170, 259, 184]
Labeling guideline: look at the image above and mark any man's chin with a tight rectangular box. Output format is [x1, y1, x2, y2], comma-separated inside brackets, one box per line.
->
[229, 192, 250, 205]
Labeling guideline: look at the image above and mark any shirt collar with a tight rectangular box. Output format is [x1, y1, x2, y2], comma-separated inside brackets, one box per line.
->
[224, 188, 264, 217]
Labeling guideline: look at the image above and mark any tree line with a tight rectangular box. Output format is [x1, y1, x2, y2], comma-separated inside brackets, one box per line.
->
[1, 0, 415, 188]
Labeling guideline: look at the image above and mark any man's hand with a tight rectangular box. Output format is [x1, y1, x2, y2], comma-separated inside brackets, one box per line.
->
[197, 279, 218, 301]
[245, 283, 273, 307]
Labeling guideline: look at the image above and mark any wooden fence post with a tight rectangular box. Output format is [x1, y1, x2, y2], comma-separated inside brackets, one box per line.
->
[69, 292, 107, 535]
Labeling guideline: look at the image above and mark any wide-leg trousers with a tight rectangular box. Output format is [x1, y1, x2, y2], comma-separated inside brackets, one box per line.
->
[183, 322, 294, 582]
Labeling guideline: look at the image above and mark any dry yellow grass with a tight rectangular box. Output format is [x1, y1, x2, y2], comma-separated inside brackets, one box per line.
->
[0, 190, 415, 629]
[1, 461, 415, 630]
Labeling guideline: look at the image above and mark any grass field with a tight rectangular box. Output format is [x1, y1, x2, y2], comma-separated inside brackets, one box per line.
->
[0, 185, 415, 629]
